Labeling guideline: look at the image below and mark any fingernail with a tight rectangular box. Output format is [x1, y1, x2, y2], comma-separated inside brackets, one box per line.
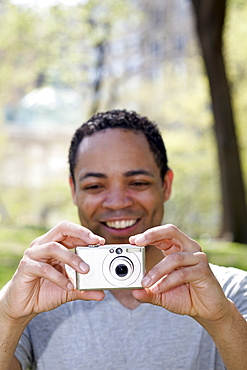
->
[67, 281, 75, 291]
[142, 275, 152, 287]
[129, 236, 136, 243]
[89, 233, 105, 244]
[151, 285, 160, 293]
[135, 235, 146, 245]
[79, 262, 89, 273]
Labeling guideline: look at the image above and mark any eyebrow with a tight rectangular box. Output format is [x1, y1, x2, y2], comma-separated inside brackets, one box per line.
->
[124, 169, 154, 178]
[79, 172, 107, 181]
[79, 169, 154, 182]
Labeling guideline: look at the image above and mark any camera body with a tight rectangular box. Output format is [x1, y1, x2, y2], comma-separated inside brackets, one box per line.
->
[75, 244, 145, 290]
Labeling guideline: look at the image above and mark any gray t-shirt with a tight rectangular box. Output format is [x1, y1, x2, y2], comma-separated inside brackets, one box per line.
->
[15, 265, 247, 370]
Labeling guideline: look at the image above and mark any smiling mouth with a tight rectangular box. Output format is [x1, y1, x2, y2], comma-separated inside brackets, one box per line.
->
[104, 219, 138, 229]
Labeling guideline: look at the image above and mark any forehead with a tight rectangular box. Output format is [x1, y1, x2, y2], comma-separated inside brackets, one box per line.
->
[75, 128, 159, 174]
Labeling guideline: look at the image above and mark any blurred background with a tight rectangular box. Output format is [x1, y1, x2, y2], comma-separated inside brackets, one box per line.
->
[0, 0, 246, 286]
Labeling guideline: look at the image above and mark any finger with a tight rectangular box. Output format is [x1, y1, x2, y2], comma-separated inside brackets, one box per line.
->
[142, 251, 207, 288]
[130, 224, 201, 253]
[31, 221, 105, 249]
[132, 288, 151, 303]
[147, 254, 209, 294]
[68, 290, 105, 302]
[24, 242, 89, 274]
[18, 258, 76, 291]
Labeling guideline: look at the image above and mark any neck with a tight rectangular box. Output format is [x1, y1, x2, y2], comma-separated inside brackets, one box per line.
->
[110, 289, 140, 309]
[111, 246, 164, 309]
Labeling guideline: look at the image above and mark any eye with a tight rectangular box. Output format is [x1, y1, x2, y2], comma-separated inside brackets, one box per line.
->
[83, 183, 105, 193]
[85, 184, 101, 189]
[129, 180, 150, 189]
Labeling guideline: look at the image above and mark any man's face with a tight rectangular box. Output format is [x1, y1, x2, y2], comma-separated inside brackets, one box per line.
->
[70, 128, 173, 244]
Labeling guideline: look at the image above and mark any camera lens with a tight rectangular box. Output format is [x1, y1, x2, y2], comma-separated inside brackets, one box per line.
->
[109, 256, 134, 281]
[116, 248, 123, 254]
[115, 264, 128, 277]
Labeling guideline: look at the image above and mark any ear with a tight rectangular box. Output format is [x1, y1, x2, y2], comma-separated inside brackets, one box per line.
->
[69, 175, 78, 206]
[162, 169, 174, 202]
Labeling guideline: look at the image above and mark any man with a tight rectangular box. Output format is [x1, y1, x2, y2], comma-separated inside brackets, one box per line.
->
[0, 109, 246, 369]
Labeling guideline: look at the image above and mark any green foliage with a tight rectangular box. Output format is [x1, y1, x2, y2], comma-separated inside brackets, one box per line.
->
[0, 1, 38, 103]
[0, 0, 140, 106]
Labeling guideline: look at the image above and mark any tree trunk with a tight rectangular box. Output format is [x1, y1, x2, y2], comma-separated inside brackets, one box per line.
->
[191, 0, 247, 243]
[89, 41, 106, 116]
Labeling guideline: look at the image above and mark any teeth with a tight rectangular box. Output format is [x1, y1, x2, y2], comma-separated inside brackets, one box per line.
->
[106, 220, 137, 229]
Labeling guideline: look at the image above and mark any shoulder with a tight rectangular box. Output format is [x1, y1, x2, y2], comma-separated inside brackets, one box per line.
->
[210, 264, 247, 286]
[210, 264, 247, 318]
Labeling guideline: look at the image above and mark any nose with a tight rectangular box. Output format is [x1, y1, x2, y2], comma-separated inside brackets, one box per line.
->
[102, 185, 133, 210]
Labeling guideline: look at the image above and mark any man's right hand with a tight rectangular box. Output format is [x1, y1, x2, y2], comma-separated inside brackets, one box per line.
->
[0, 221, 106, 323]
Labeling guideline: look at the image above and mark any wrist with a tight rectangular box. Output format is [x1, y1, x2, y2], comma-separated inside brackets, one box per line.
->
[195, 298, 238, 338]
[195, 299, 247, 370]
[0, 287, 34, 330]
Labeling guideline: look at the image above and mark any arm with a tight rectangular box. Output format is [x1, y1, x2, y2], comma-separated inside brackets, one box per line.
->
[0, 298, 24, 370]
[197, 299, 247, 370]
[130, 224, 247, 370]
[0, 221, 106, 369]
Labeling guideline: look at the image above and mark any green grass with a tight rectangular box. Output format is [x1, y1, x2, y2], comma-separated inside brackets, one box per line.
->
[202, 240, 247, 271]
[0, 226, 246, 289]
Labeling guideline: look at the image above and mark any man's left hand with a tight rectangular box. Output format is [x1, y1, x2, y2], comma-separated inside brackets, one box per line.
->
[130, 224, 230, 321]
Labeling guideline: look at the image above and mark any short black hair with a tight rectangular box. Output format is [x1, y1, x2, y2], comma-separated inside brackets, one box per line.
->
[69, 109, 169, 184]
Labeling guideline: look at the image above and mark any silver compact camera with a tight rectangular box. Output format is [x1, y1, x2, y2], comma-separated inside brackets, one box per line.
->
[75, 244, 145, 290]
